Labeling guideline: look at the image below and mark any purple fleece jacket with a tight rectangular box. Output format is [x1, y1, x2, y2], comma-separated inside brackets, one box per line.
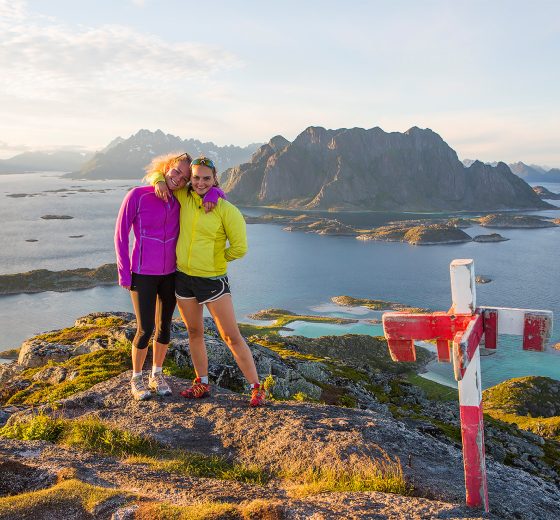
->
[114, 186, 179, 287]
[114, 185, 226, 287]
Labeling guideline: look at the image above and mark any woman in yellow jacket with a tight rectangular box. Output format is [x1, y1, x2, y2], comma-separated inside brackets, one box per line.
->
[155, 157, 265, 406]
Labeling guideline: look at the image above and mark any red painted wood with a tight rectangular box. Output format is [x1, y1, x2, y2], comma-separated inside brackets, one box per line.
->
[436, 339, 450, 362]
[386, 339, 416, 362]
[482, 309, 498, 349]
[383, 313, 473, 341]
[464, 314, 484, 364]
[454, 315, 484, 380]
[460, 404, 489, 511]
[523, 313, 549, 351]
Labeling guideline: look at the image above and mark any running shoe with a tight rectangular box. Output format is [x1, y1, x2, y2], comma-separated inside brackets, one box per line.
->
[180, 377, 210, 399]
[249, 384, 266, 407]
[148, 372, 172, 396]
[131, 375, 151, 401]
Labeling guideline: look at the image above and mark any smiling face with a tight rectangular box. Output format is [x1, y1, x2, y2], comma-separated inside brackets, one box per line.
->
[164, 159, 190, 191]
[191, 164, 217, 196]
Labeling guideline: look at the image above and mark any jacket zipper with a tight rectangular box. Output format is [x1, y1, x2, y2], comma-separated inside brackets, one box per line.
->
[187, 197, 201, 273]
[163, 199, 168, 271]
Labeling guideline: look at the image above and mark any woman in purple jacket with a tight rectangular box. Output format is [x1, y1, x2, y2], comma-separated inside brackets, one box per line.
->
[115, 152, 222, 401]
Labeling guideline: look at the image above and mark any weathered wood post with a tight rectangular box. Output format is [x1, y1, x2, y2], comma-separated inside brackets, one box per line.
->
[382, 258, 553, 512]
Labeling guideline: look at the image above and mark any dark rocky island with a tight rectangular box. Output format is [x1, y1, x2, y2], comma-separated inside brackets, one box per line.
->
[0, 264, 117, 295]
[40, 214, 74, 220]
[245, 214, 482, 244]
[357, 223, 472, 245]
[223, 126, 551, 212]
[533, 185, 560, 200]
[477, 214, 558, 228]
[331, 295, 427, 312]
[0, 312, 558, 518]
[473, 233, 509, 242]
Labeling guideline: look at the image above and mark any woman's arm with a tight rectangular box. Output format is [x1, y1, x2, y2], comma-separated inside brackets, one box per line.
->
[222, 203, 248, 262]
[114, 189, 138, 288]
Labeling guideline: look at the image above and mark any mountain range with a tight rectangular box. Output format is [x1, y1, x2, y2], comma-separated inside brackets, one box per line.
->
[222, 126, 552, 211]
[0, 150, 93, 174]
[463, 159, 560, 183]
[64, 130, 261, 179]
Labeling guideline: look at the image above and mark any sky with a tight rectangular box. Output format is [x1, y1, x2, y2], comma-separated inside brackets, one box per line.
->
[0, 0, 559, 166]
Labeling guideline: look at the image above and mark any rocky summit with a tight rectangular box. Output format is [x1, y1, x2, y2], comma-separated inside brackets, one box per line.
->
[222, 126, 551, 211]
[0, 312, 559, 519]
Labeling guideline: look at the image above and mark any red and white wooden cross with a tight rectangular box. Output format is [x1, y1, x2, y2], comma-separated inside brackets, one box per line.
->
[382, 259, 553, 512]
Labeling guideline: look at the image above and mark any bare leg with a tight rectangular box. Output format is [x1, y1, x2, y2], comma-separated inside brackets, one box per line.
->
[206, 295, 259, 385]
[132, 346, 149, 374]
[152, 340, 168, 369]
[177, 298, 208, 377]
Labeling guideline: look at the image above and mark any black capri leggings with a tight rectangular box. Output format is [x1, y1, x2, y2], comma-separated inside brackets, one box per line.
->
[129, 273, 176, 350]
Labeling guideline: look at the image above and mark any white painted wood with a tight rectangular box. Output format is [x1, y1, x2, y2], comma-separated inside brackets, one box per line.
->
[480, 307, 553, 337]
[450, 259, 476, 314]
[458, 348, 482, 406]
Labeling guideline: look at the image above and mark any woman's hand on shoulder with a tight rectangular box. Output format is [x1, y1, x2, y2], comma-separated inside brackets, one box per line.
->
[202, 186, 225, 213]
[154, 181, 170, 202]
[203, 201, 217, 213]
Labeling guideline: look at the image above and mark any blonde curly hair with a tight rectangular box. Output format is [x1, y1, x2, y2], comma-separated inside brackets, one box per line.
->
[143, 152, 192, 184]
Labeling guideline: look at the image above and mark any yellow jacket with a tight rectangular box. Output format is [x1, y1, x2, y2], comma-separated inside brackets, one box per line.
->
[173, 188, 247, 277]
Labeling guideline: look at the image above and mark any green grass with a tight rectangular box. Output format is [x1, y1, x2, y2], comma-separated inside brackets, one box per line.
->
[126, 452, 267, 484]
[483, 376, 560, 440]
[284, 454, 412, 497]
[406, 373, 458, 402]
[0, 479, 127, 518]
[135, 501, 240, 520]
[135, 499, 283, 520]
[162, 357, 196, 380]
[0, 414, 268, 485]
[4, 344, 131, 405]
[0, 414, 156, 456]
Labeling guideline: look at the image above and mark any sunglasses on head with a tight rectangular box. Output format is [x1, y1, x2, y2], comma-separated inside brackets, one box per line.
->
[191, 157, 216, 171]
[173, 152, 192, 162]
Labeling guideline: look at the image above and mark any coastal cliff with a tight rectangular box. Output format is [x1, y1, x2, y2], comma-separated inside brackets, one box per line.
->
[222, 126, 551, 211]
[1, 312, 559, 519]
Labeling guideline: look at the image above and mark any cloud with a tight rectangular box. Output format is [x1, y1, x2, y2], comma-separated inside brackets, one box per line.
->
[0, 2, 239, 106]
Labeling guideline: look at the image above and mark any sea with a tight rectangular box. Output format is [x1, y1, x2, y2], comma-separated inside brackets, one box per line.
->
[1, 171, 559, 389]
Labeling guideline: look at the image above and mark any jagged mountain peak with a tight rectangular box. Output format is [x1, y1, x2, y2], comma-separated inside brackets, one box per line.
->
[66, 131, 261, 179]
[221, 125, 550, 212]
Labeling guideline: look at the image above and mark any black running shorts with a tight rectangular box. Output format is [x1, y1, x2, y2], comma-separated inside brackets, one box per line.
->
[175, 271, 231, 304]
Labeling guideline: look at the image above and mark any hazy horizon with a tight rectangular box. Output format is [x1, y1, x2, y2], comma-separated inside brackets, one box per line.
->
[1, 0, 559, 166]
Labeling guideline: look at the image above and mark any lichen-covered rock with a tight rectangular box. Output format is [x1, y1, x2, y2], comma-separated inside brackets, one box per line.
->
[17, 340, 75, 368]
[32, 366, 68, 385]
[73, 311, 134, 327]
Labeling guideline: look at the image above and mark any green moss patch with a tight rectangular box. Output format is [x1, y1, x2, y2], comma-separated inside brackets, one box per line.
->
[406, 374, 458, 402]
[483, 376, 560, 440]
[4, 344, 131, 405]
[31, 317, 124, 344]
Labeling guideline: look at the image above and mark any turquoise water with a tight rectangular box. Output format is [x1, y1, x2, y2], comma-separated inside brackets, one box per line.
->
[279, 320, 384, 338]
[279, 319, 560, 389]
[0, 172, 559, 387]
